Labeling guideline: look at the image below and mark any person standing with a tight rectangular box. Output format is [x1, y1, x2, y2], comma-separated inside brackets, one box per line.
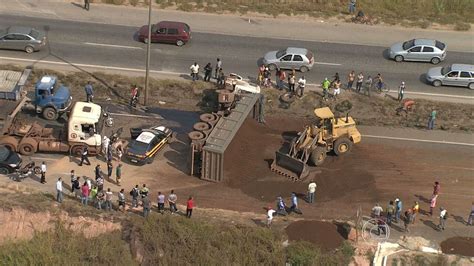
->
[429, 195, 438, 216]
[84, 81, 94, 102]
[278, 68, 286, 90]
[433, 181, 440, 196]
[118, 189, 126, 212]
[56, 177, 63, 203]
[347, 70, 355, 90]
[217, 69, 225, 87]
[189, 62, 200, 81]
[79, 146, 91, 166]
[288, 72, 296, 93]
[40, 161, 47, 184]
[398, 82, 406, 101]
[290, 192, 299, 214]
[297, 75, 306, 97]
[467, 202, 474, 226]
[428, 109, 437, 130]
[157, 191, 165, 214]
[105, 188, 113, 211]
[276, 196, 288, 216]
[356, 72, 364, 92]
[96, 189, 105, 210]
[365, 75, 372, 97]
[95, 164, 101, 180]
[186, 196, 194, 218]
[81, 181, 90, 206]
[307, 180, 317, 203]
[372, 203, 383, 218]
[275, 68, 282, 89]
[70, 170, 76, 193]
[348, 0, 356, 14]
[107, 161, 113, 181]
[412, 201, 420, 224]
[395, 198, 403, 223]
[204, 63, 212, 82]
[86, 176, 92, 192]
[140, 184, 149, 199]
[143, 196, 151, 218]
[322, 78, 330, 101]
[96, 176, 104, 192]
[386, 201, 395, 226]
[215, 58, 222, 79]
[115, 164, 122, 186]
[438, 207, 447, 230]
[404, 208, 413, 232]
[267, 207, 277, 227]
[168, 190, 178, 214]
[84, 0, 90, 11]
[102, 135, 110, 157]
[333, 79, 342, 99]
[131, 185, 140, 208]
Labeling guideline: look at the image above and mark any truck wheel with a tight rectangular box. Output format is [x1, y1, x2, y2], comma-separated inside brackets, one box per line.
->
[33, 166, 42, 175]
[70, 146, 83, 157]
[43, 107, 59, 120]
[309, 146, 327, 166]
[18, 138, 38, 156]
[0, 167, 10, 175]
[334, 137, 353, 156]
[0, 136, 19, 151]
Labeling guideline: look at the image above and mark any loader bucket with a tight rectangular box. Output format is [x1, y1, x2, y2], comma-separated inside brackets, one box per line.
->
[271, 151, 309, 181]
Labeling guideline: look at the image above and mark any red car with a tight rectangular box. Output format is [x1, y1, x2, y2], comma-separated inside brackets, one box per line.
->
[138, 21, 191, 46]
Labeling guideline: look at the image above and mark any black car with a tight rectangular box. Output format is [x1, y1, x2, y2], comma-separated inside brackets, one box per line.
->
[126, 126, 173, 164]
[0, 145, 22, 174]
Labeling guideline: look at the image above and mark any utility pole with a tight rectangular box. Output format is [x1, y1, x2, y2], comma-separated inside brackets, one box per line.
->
[144, 0, 152, 106]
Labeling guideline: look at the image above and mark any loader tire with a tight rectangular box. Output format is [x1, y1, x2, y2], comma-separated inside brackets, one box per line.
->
[0, 136, 19, 151]
[309, 146, 327, 166]
[334, 137, 352, 156]
[18, 138, 38, 156]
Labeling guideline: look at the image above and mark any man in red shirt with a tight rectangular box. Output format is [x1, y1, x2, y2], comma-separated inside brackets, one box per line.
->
[186, 196, 194, 218]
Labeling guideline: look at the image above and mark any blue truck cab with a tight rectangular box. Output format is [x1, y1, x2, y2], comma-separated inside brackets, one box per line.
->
[34, 76, 72, 120]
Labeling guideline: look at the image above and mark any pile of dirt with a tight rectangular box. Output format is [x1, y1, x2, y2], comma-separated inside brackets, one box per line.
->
[285, 220, 345, 252]
[440, 237, 474, 257]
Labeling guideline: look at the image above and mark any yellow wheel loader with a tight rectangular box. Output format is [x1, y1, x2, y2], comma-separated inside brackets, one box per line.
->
[271, 107, 361, 181]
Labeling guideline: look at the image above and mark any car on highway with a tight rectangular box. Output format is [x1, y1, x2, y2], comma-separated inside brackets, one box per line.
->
[426, 64, 474, 90]
[0, 145, 22, 175]
[0, 26, 46, 53]
[138, 21, 191, 46]
[126, 126, 173, 164]
[389, 39, 446, 64]
[262, 47, 314, 72]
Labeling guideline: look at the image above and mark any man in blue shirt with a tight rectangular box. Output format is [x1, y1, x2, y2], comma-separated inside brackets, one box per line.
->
[85, 81, 94, 102]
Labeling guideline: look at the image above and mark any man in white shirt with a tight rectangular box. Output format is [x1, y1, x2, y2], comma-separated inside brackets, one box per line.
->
[438, 207, 447, 230]
[190, 62, 200, 81]
[307, 180, 317, 203]
[56, 177, 63, 203]
[267, 207, 277, 227]
[102, 136, 110, 156]
[372, 203, 383, 218]
[297, 76, 306, 97]
[40, 162, 47, 184]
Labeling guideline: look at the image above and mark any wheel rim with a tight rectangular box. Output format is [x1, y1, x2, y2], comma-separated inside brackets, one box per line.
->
[177, 40, 184, 46]
[469, 84, 474, 90]
[25, 47, 33, 53]
[395, 56, 402, 62]
[300, 67, 308, 73]
[432, 58, 440, 64]
[144, 38, 149, 44]
[433, 80, 441, 87]
[338, 143, 348, 153]
[23, 146, 32, 153]
[46, 110, 55, 119]
[0, 168, 8, 175]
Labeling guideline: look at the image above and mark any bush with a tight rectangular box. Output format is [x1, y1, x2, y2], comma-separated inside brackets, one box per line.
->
[177, 3, 193, 12]
[112, 0, 125, 5]
[286, 241, 320, 265]
[454, 22, 471, 31]
[129, 0, 139, 6]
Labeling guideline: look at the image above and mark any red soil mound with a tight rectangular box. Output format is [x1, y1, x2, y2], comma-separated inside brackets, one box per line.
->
[285, 220, 345, 252]
[440, 237, 474, 257]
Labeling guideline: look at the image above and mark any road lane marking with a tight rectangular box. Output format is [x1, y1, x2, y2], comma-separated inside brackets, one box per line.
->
[84, 42, 142, 50]
[363, 134, 474, 147]
[314, 61, 341, 66]
[109, 112, 163, 119]
[397, 91, 474, 99]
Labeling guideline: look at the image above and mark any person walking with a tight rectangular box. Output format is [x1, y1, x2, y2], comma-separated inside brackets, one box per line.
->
[348, 0, 356, 14]
[84, 0, 90, 11]
[118, 189, 126, 212]
[386, 201, 395, 226]
[467, 202, 474, 226]
[143, 196, 151, 218]
[297, 75, 306, 97]
[347, 70, 355, 90]
[356, 72, 364, 92]
[267, 206, 277, 227]
[428, 109, 437, 130]
[105, 188, 113, 211]
[307, 180, 317, 203]
[189, 62, 200, 81]
[276, 196, 288, 216]
[157, 191, 165, 214]
[433, 181, 440, 196]
[186, 196, 194, 218]
[204, 63, 212, 82]
[214, 58, 222, 79]
[56, 177, 63, 203]
[168, 190, 178, 214]
[102, 135, 110, 157]
[288, 72, 296, 93]
[217, 69, 225, 87]
[321, 78, 331, 101]
[84, 81, 94, 102]
[115, 163, 122, 186]
[395, 198, 403, 223]
[107, 161, 113, 181]
[429, 194, 438, 216]
[131, 185, 140, 208]
[365, 75, 372, 97]
[398, 82, 406, 101]
[372, 203, 383, 218]
[290, 192, 300, 214]
[404, 208, 413, 232]
[81, 181, 90, 206]
[412, 201, 420, 224]
[438, 207, 447, 230]
[40, 161, 47, 184]
[95, 164, 101, 180]
[79, 146, 91, 166]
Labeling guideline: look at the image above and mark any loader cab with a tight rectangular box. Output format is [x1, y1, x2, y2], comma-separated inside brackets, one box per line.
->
[314, 107, 336, 140]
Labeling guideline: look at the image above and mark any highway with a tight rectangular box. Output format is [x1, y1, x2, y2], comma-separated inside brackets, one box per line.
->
[0, 14, 473, 99]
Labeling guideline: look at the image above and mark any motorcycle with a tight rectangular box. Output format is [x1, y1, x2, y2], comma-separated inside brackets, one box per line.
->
[102, 107, 114, 127]
[14, 161, 41, 182]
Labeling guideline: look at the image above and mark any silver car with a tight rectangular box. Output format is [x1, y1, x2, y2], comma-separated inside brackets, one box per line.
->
[0, 26, 46, 53]
[389, 39, 446, 64]
[426, 64, 474, 90]
[262, 47, 314, 72]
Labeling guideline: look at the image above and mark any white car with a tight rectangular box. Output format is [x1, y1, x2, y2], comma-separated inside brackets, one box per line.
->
[225, 73, 260, 94]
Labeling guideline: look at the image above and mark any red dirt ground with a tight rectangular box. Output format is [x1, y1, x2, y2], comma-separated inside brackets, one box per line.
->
[440, 237, 474, 257]
[285, 220, 345, 252]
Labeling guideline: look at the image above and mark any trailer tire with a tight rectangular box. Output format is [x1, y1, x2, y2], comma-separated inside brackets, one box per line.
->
[18, 138, 38, 156]
[0, 136, 19, 151]
[309, 146, 327, 166]
[70, 146, 83, 157]
[334, 137, 352, 156]
[43, 107, 59, 120]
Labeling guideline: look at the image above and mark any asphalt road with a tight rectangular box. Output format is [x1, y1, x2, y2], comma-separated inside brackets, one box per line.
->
[1, 14, 473, 98]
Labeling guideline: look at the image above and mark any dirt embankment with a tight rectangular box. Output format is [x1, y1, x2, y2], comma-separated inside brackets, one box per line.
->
[285, 220, 346, 252]
[441, 237, 474, 257]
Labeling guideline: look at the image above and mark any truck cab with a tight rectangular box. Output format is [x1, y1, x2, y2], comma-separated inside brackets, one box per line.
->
[68, 102, 102, 154]
[34, 76, 72, 120]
